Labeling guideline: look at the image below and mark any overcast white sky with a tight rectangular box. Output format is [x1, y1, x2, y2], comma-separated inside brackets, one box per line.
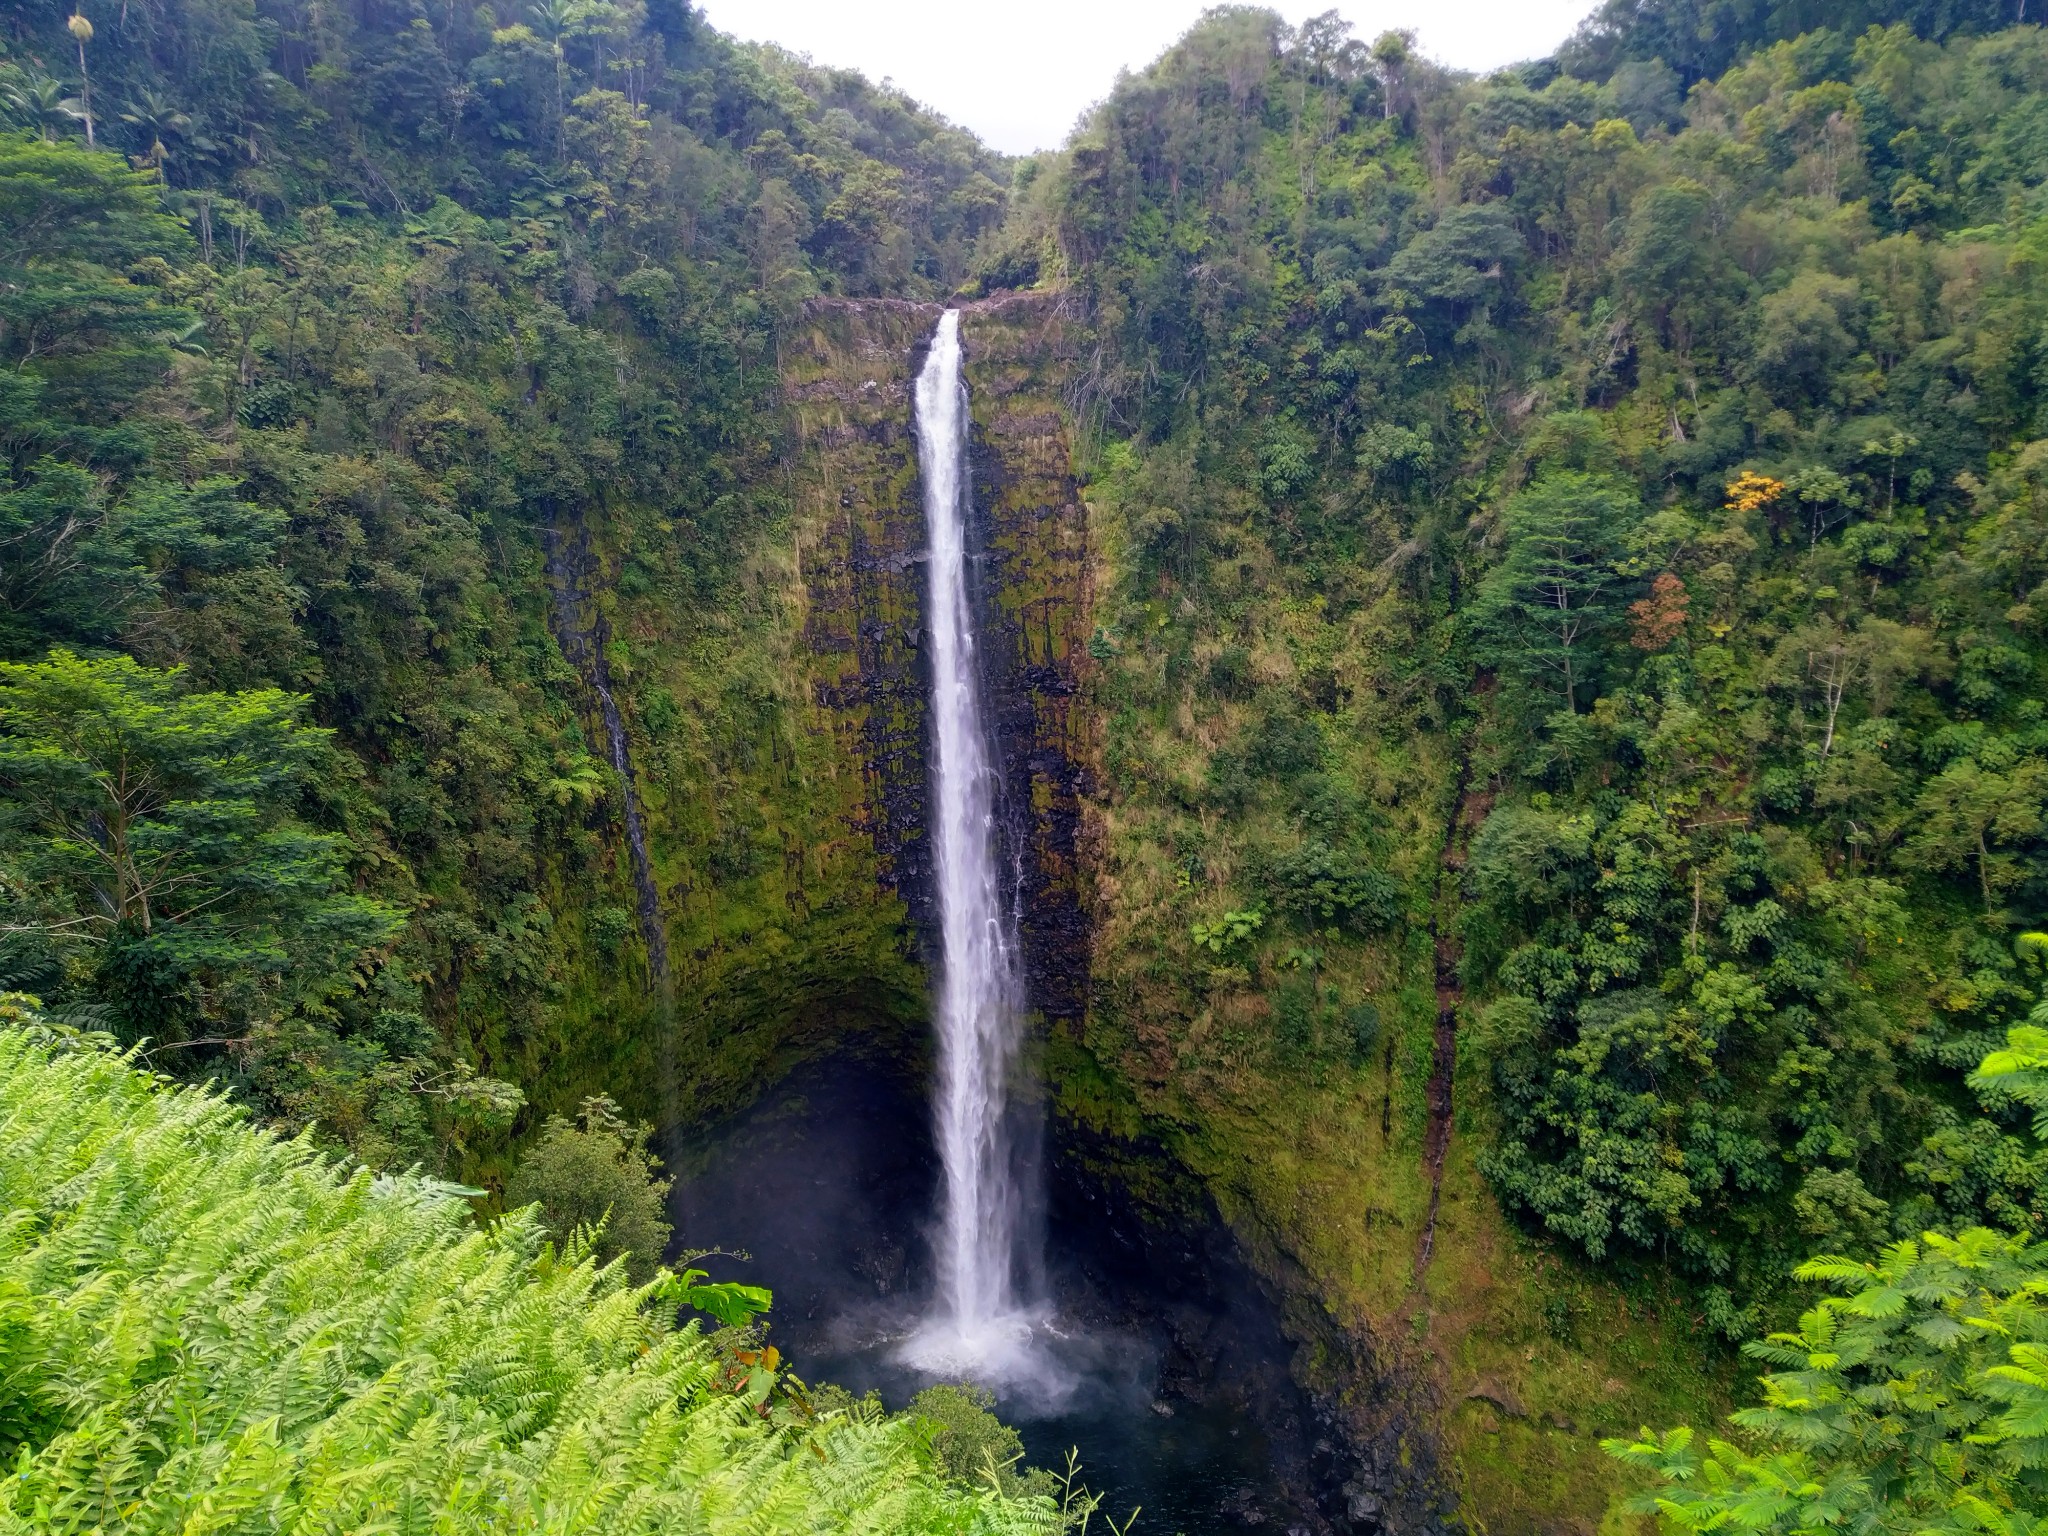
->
[692, 0, 1597, 156]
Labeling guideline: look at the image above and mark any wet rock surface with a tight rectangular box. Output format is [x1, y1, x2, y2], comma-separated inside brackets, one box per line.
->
[544, 517, 670, 989]
[785, 294, 1091, 1013]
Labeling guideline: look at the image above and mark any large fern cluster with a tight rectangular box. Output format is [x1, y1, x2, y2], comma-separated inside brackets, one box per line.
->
[0, 1020, 1065, 1534]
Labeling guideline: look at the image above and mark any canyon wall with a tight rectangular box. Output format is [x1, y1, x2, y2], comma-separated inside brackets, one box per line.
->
[779, 294, 1466, 1536]
[762, 293, 1716, 1536]
[527, 353, 931, 1133]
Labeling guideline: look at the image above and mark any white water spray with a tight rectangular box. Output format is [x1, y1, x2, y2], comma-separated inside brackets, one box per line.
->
[901, 310, 1044, 1381]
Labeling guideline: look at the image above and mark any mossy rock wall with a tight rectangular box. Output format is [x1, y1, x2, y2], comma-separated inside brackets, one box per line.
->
[781, 293, 1092, 1014]
[534, 497, 927, 1132]
[519, 292, 1094, 1154]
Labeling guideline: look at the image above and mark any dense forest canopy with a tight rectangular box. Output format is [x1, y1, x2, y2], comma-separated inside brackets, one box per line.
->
[1014, 0, 2048, 1336]
[0, 0, 1008, 1163]
[5, 0, 2048, 1524]
[1555, 0, 2035, 84]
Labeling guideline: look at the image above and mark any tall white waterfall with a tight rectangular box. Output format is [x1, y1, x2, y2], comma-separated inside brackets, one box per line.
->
[905, 309, 1035, 1374]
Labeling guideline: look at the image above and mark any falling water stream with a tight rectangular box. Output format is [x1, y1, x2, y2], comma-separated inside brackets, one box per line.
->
[900, 309, 1045, 1381]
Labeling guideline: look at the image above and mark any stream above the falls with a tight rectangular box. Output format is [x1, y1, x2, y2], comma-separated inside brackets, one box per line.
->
[665, 1051, 1341, 1536]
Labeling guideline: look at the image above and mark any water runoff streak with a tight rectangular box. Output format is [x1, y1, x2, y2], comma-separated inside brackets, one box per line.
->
[901, 310, 1048, 1385]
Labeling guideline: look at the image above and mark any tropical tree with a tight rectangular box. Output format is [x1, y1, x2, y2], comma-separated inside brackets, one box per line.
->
[0, 650, 401, 1038]
[1768, 616, 1929, 762]
[1973, 964, 2048, 1140]
[507, 1092, 679, 1282]
[1469, 471, 1638, 713]
[66, 12, 95, 147]
[0, 132, 189, 400]
[1903, 757, 2048, 913]
[1609, 1225, 2048, 1536]
[0, 461, 124, 656]
[1616, 177, 1723, 353]
[1370, 29, 1411, 118]
[529, 0, 574, 147]
[119, 88, 190, 186]
[0, 75, 85, 142]
[0, 130, 181, 270]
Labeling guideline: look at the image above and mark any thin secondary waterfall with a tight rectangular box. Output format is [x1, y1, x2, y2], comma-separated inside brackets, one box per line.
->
[905, 309, 1036, 1373]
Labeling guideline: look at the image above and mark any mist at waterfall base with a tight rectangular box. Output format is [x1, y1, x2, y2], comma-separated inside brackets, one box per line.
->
[664, 313, 1328, 1532]
[665, 1054, 1319, 1535]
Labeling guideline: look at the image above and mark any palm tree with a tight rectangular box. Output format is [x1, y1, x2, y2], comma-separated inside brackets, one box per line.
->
[527, 0, 576, 44]
[529, 0, 573, 152]
[1, 73, 87, 142]
[121, 89, 191, 187]
[164, 318, 210, 357]
[67, 13, 95, 146]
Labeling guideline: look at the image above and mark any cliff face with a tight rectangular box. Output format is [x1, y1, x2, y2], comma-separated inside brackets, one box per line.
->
[960, 297, 1095, 1024]
[517, 291, 1091, 1146]
[531, 488, 928, 1130]
[782, 293, 1092, 1017]
[779, 293, 1466, 1536]
[686, 301, 1431, 1529]
[773, 292, 1721, 1536]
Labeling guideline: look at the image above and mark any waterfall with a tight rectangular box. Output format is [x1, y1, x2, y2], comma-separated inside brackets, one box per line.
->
[904, 309, 1038, 1376]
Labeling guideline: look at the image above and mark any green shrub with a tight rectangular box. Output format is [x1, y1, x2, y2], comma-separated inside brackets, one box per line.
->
[907, 1384, 1056, 1499]
[1207, 644, 1254, 698]
[506, 1092, 675, 1282]
[1348, 1000, 1382, 1058]
[1608, 1226, 2048, 1536]
[1262, 842, 1403, 934]
[1191, 908, 1265, 953]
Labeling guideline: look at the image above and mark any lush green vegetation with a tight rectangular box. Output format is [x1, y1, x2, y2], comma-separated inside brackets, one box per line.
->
[10, 0, 2048, 1524]
[1606, 995, 2048, 1535]
[506, 1091, 678, 1281]
[1556, 0, 2032, 85]
[1017, 1, 2048, 1344]
[0, 0, 992, 1162]
[1613, 1221, 2048, 1536]
[0, 1004, 1077, 1532]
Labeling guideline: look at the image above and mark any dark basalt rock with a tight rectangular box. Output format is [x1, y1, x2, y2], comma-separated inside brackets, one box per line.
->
[786, 292, 1092, 1018]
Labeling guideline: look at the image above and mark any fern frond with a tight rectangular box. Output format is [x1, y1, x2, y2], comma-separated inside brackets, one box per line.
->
[0, 1026, 1069, 1535]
